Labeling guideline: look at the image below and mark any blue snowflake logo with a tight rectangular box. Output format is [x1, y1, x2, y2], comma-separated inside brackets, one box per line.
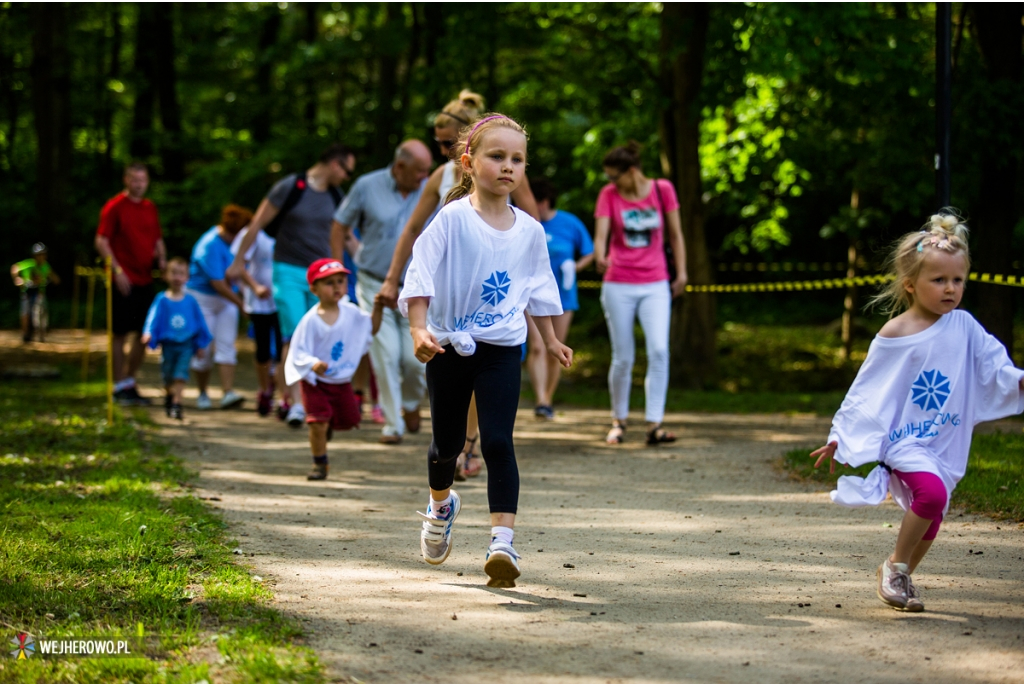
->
[331, 341, 344, 361]
[911, 369, 951, 411]
[481, 271, 511, 307]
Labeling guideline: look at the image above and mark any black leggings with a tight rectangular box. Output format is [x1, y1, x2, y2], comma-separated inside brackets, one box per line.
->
[251, 313, 282, 364]
[426, 342, 521, 514]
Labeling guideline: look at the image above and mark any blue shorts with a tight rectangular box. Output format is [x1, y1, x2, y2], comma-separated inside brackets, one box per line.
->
[161, 340, 193, 384]
[273, 261, 319, 341]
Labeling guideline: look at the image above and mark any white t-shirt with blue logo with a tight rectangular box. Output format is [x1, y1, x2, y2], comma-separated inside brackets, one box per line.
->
[827, 309, 1024, 512]
[284, 300, 373, 386]
[398, 197, 563, 352]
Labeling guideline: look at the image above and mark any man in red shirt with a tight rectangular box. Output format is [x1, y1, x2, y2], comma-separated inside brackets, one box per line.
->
[95, 162, 167, 405]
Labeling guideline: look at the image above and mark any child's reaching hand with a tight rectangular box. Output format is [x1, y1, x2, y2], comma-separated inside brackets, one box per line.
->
[140, 333, 151, 346]
[312, 360, 329, 375]
[810, 441, 838, 474]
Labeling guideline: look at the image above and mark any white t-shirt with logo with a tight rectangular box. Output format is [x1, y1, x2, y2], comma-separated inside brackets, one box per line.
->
[230, 227, 277, 315]
[284, 301, 373, 385]
[398, 197, 563, 353]
[826, 310, 1024, 512]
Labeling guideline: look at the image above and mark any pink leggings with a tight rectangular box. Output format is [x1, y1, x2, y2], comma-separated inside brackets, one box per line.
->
[893, 470, 946, 541]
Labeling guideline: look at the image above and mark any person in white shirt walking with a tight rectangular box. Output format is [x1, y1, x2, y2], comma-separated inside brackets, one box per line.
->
[285, 259, 374, 481]
[811, 212, 1024, 612]
[399, 114, 572, 588]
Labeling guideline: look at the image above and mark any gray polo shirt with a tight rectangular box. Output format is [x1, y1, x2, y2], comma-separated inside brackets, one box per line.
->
[334, 166, 424, 282]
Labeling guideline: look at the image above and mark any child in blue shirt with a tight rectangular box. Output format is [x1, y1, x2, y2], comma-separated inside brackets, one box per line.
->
[142, 257, 213, 420]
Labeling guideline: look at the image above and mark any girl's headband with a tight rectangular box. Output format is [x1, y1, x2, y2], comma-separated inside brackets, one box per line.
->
[465, 115, 508, 155]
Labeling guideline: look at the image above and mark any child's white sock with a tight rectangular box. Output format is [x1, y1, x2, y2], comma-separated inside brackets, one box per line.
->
[429, 494, 453, 518]
[490, 526, 514, 547]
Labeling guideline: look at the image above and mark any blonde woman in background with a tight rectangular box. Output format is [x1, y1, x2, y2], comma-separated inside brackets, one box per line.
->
[375, 90, 540, 479]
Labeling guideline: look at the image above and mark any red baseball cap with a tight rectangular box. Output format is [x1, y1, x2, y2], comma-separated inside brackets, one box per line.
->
[306, 258, 350, 286]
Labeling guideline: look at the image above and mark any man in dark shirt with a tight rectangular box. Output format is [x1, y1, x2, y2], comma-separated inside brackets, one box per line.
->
[95, 162, 167, 405]
[227, 144, 355, 426]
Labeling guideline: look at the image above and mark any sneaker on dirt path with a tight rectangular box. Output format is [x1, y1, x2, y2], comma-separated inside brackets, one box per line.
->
[307, 463, 328, 480]
[484, 540, 521, 588]
[877, 558, 910, 610]
[906, 576, 924, 612]
[196, 393, 212, 410]
[286, 403, 306, 428]
[220, 390, 244, 410]
[417, 491, 461, 565]
[169, 403, 183, 421]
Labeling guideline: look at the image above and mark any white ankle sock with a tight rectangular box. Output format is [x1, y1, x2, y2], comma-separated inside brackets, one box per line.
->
[430, 495, 453, 516]
[491, 526, 514, 546]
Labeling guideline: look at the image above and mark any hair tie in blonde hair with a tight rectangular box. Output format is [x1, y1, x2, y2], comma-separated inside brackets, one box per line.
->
[465, 115, 507, 155]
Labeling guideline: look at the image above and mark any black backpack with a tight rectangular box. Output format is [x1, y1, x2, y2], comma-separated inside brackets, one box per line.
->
[264, 172, 344, 238]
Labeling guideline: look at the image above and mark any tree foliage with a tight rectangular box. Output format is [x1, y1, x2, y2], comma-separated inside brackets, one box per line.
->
[1, 2, 1021, 360]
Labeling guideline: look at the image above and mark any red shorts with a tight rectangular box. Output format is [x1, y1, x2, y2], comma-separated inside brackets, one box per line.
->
[300, 380, 360, 430]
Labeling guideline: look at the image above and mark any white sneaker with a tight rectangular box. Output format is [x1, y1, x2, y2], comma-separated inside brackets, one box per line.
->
[484, 540, 521, 588]
[196, 393, 212, 410]
[417, 491, 461, 565]
[220, 390, 244, 410]
[877, 558, 910, 609]
[286, 403, 306, 428]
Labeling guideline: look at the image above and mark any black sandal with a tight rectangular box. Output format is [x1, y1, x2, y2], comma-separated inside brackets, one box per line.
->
[645, 424, 676, 446]
[606, 422, 626, 444]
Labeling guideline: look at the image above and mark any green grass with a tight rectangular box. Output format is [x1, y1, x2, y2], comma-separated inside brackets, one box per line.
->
[780, 428, 1024, 520]
[0, 371, 323, 683]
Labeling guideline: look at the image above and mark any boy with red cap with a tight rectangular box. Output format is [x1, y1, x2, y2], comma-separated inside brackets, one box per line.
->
[284, 258, 375, 480]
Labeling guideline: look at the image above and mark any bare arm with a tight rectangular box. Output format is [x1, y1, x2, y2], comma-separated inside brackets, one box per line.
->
[210, 279, 245, 310]
[532, 315, 573, 367]
[153, 238, 167, 272]
[95, 234, 132, 295]
[407, 297, 444, 363]
[330, 220, 352, 261]
[576, 253, 595, 272]
[376, 167, 444, 309]
[511, 177, 540, 221]
[47, 270, 61, 286]
[593, 216, 611, 274]
[227, 198, 280, 278]
[665, 208, 687, 297]
[10, 263, 24, 287]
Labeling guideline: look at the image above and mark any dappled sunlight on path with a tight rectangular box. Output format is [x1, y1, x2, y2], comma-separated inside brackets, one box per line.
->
[142, 354, 1024, 683]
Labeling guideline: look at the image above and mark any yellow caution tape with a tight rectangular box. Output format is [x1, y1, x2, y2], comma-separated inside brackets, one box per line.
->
[579, 272, 1024, 293]
[716, 260, 1021, 273]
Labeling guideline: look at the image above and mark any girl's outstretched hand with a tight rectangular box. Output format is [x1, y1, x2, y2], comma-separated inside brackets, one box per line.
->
[412, 327, 444, 363]
[810, 441, 838, 474]
[547, 342, 573, 368]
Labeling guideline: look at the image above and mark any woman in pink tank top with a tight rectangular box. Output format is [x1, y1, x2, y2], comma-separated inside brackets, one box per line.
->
[593, 142, 688, 446]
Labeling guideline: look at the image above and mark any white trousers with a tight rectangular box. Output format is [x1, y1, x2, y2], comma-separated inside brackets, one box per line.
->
[356, 271, 427, 437]
[188, 289, 239, 371]
[600, 280, 671, 424]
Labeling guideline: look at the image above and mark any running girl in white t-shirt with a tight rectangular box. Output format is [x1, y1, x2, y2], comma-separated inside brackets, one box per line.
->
[811, 213, 1024, 612]
[399, 115, 571, 587]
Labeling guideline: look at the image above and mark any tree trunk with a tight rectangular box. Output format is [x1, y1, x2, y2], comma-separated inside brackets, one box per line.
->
[303, 3, 319, 133]
[373, 3, 402, 159]
[971, 4, 1021, 359]
[253, 6, 282, 143]
[422, 3, 444, 108]
[399, 3, 421, 121]
[131, 3, 157, 160]
[99, 3, 121, 182]
[153, 3, 183, 181]
[30, 3, 71, 245]
[660, 3, 715, 389]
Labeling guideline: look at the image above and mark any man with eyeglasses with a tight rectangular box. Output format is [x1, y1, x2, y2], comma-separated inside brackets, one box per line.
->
[227, 143, 356, 426]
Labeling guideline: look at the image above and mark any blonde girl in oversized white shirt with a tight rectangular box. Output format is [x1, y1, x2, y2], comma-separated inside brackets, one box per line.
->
[399, 115, 571, 588]
[812, 213, 1024, 612]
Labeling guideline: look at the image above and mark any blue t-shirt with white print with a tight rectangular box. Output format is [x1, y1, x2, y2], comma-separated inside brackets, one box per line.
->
[542, 210, 594, 312]
[142, 291, 213, 351]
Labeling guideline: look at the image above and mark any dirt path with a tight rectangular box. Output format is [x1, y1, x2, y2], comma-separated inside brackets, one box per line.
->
[5, 333, 1023, 682]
